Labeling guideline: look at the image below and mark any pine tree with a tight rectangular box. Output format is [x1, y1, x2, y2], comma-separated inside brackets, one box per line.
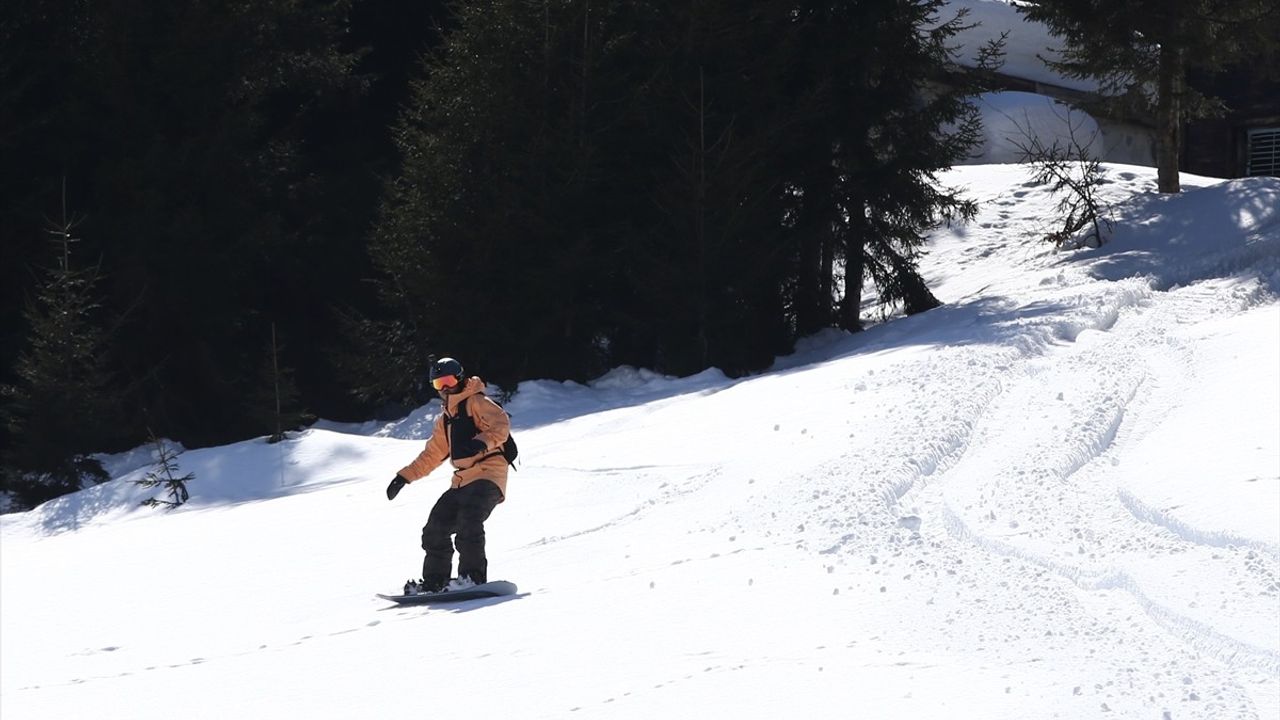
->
[134, 431, 193, 509]
[596, 0, 791, 376]
[1, 187, 120, 508]
[365, 0, 635, 388]
[3, 0, 366, 448]
[1019, 0, 1280, 193]
[361, 0, 983, 388]
[782, 0, 981, 331]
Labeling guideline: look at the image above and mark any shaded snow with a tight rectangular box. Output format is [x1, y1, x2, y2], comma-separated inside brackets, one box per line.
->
[963, 91, 1103, 164]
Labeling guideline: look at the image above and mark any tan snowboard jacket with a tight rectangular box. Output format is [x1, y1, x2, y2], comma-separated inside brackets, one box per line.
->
[397, 376, 510, 500]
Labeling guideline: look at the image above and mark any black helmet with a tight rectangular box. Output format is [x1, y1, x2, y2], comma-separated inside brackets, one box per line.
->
[429, 356, 464, 382]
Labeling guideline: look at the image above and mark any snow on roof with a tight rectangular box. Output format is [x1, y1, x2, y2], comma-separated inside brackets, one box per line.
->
[942, 0, 1102, 93]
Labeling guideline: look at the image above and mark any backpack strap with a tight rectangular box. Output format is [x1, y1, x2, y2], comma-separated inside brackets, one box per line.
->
[448, 396, 511, 466]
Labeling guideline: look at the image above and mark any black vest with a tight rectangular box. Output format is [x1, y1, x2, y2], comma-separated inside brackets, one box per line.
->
[445, 396, 518, 467]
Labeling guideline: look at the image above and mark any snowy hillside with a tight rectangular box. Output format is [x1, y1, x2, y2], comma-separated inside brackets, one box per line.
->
[3, 164, 1278, 720]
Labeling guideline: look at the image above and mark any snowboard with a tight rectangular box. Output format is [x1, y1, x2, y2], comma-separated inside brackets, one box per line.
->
[377, 580, 518, 605]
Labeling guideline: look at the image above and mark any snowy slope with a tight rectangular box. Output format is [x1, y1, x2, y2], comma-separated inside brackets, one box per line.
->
[3, 164, 1278, 720]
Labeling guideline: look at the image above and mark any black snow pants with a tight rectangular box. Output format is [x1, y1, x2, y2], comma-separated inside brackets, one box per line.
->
[421, 479, 503, 587]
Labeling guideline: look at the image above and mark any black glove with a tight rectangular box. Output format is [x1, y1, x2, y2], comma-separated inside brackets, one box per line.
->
[386, 474, 407, 501]
[459, 437, 488, 458]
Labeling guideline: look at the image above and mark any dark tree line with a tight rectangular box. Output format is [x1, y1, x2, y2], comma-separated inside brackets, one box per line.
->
[346, 0, 984, 404]
[2, 0, 453, 506]
[3, 0, 985, 508]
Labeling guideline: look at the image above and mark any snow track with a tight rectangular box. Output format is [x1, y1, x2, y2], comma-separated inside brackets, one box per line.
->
[904, 249, 1280, 715]
[1118, 488, 1280, 563]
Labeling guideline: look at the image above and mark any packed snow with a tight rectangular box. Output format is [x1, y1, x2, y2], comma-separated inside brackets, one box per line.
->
[3, 163, 1278, 719]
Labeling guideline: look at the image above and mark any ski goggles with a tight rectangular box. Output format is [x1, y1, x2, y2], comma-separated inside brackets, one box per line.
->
[431, 374, 460, 391]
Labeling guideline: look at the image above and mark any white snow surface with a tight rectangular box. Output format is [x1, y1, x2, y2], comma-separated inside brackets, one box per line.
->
[3, 164, 1279, 719]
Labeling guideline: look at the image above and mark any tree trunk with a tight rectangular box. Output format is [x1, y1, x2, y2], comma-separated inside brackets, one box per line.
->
[794, 176, 831, 336]
[1155, 36, 1183, 193]
[838, 202, 866, 332]
[694, 66, 709, 368]
[819, 215, 835, 323]
[795, 222, 823, 335]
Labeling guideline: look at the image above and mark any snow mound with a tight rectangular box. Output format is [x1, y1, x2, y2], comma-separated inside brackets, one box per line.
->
[1075, 177, 1280, 292]
[962, 91, 1102, 165]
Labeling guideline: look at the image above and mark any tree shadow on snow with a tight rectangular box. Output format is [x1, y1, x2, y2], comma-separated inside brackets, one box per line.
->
[1059, 178, 1280, 292]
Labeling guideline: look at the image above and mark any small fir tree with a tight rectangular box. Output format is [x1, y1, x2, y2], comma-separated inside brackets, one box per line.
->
[1, 185, 118, 508]
[1011, 107, 1113, 249]
[135, 431, 192, 509]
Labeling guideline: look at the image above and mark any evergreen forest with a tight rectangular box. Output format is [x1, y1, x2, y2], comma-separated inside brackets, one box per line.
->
[0, 0, 1106, 507]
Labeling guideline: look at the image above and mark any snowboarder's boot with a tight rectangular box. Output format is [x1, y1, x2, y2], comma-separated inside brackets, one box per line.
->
[457, 565, 486, 586]
[420, 574, 448, 593]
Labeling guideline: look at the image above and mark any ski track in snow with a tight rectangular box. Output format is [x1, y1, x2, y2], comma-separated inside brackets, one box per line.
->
[910, 232, 1277, 714]
[759, 171, 1280, 718]
[696, 289, 1274, 712]
[520, 467, 721, 548]
[1118, 488, 1280, 563]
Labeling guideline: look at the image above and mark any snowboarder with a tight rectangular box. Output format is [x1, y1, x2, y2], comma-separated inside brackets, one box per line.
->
[385, 357, 510, 593]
